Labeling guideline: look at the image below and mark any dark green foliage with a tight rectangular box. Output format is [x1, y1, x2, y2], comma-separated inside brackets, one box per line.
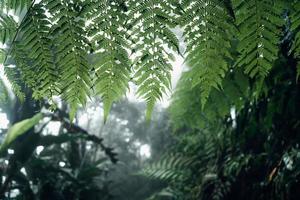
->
[143, 31, 300, 199]
[169, 69, 250, 129]
[290, 1, 300, 78]
[0, 14, 17, 44]
[0, 94, 118, 199]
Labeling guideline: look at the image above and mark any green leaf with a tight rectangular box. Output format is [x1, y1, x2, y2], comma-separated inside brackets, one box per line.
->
[0, 113, 43, 155]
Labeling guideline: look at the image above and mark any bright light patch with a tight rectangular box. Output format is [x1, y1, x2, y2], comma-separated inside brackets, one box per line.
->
[230, 107, 237, 128]
[9, 189, 19, 198]
[45, 121, 61, 136]
[230, 108, 236, 120]
[59, 161, 66, 167]
[20, 167, 27, 175]
[0, 113, 9, 129]
[140, 144, 151, 158]
[7, 149, 14, 154]
[36, 146, 44, 155]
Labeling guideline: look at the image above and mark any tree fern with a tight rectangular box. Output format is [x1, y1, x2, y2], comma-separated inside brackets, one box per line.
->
[233, 0, 285, 78]
[290, 0, 300, 78]
[86, 0, 131, 121]
[181, 0, 234, 107]
[128, 0, 180, 119]
[46, 0, 91, 120]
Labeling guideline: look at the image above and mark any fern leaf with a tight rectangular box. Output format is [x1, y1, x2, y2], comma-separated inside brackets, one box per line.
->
[0, 76, 9, 104]
[182, 0, 235, 107]
[141, 153, 195, 182]
[0, 14, 18, 44]
[129, 0, 179, 120]
[87, 0, 131, 121]
[0, 0, 31, 13]
[19, 3, 58, 99]
[46, 0, 92, 120]
[233, 0, 285, 77]
[290, 1, 300, 79]
[4, 66, 25, 102]
[169, 69, 250, 129]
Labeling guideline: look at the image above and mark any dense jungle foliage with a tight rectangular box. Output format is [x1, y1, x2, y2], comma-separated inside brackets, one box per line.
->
[0, 0, 300, 199]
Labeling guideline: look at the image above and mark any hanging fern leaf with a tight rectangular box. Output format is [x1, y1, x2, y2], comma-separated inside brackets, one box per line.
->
[290, 0, 300, 78]
[46, 0, 91, 120]
[87, 0, 131, 121]
[0, 75, 9, 104]
[129, 0, 180, 120]
[0, 14, 18, 44]
[0, 0, 31, 13]
[0, 0, 293, 122]
[10, 43, 37, 90]
[233, 0, 285, 78]
[181, 0, 235, 107]
[4, 66, 25, 102]
[19, 3, 58, 100]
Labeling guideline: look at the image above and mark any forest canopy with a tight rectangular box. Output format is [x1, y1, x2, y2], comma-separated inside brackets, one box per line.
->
[0, 0, 299, 120]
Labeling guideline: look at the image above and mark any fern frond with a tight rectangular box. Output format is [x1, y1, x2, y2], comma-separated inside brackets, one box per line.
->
[233, 0, 285, 78]
[0, 0, 31, 13]
[0, 77, 8, 104]
[10, 43, 36, 90]
[87, 0, 131, 121]
[290, 1, 300, 78]
[0, 14, 18, 44]
[182, 0, 235, 107]
[0, 49, 4, 63]
[141, 153, 195, 181]
[129, 0, 179, 120]
[19, 3, 58, 99]
[4, 66, 25, 102]
[46, 0, 91, 120]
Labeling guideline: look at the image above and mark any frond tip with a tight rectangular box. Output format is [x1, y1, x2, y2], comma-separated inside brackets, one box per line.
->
[233, 0, 285, 77]
[182, 0, 234, 107]
[129, 0, 179, 119]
